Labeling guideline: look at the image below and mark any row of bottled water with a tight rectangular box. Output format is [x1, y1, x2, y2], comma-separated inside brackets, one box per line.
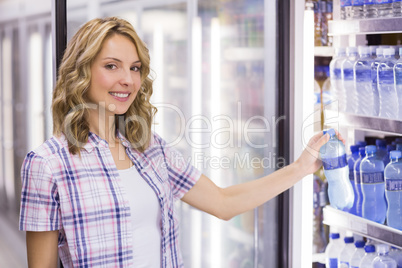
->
[325, 235, 402, 268]
[320, 129, 402, 230]
[341, 0, 402, 19]
[330, 45, 402, 120]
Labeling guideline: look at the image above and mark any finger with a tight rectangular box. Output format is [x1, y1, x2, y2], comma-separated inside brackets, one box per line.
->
[312, 132, 330, 150]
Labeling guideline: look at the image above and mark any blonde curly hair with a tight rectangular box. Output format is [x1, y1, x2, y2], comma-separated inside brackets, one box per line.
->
[52, 17, 157, 155]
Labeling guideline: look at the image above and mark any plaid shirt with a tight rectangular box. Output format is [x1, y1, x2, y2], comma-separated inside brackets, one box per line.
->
[19, 131, 201, 267]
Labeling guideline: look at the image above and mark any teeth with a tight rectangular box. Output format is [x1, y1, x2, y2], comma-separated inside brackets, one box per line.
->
[110, 92, 129, 98]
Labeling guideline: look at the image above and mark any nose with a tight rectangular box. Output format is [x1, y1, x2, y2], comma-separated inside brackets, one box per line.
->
[120, 68, 134, 87]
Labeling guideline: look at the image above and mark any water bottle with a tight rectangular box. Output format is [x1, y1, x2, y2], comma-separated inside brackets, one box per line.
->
[342, 47, 359, 114]
[320, 129, 354, 211]
[371, 45, 380, 59]
[384, 150, 402, 230]
[384, 144, 397, 166]
[352, 0, 366, 18]
[360, 145, 387, 224]
[359, 244, 377, 268]
[393, 47, 402, 120]
[341, 0, 354, 19]
[372, 48, 384, 116]
[389, 247, 402, 268]
[377, 0, 394, 17]
[339, 236, 355, 268]
[330, 48, 348, 112]
[348, 145, 360, 215]
[325, 233, 343, 268]
[376, 139, 388, 164]
[378, 48, 398, 119]
[394, 0, 402, 16]
[355, 46, 375, 116]
[350, 240, 366, 268]
[364, 0, 378, 17]
[354, 147, 367, 216]
[357, 140, 368, 148]
[373, 244, 397, 268]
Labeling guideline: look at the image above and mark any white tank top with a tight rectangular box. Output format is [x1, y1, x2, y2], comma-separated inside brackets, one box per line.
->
[119, 165, 162, 267]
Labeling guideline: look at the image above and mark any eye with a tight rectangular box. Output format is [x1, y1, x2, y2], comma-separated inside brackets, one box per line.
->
[105, 64, 117, 70]
[131, 66, 141, 72]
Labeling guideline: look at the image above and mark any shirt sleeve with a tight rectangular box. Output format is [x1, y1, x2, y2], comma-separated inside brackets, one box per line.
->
[156, 135, 202, 201]
[19, 152, 62, 231]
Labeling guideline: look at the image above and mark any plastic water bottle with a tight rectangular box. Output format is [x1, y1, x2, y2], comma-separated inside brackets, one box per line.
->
[325, 233, 343, 268]
[339, 236, 355, 268]
[355, 46, 375, 116]
[378, 48, 398, 119]
[360, 244, 377, 268]
[372, 48, 384, 116]
[394, 0, 402, 16]
[350, 240, 366, 268]
[348, 145, 360, 215]
[371, 45, 379, 58]
[341, 0, 354, 19]
[354, 147, 367, 217]
[364, 0, 378, 17]
[373, 244, 397, 268]
[352, 0, 365, 18]
[320, 129, 354, 211]
[384, 150, 402, 231]
[389, 247, 402, 268]
[393, 47, 402, 120]
[384, 144, 397, 166]
[342, 47, 359, 114]
[330, 48, 348, 112]
[377, 0, 394, 17]
[376, 139, 388, 164]
[360, 145, 387, 224]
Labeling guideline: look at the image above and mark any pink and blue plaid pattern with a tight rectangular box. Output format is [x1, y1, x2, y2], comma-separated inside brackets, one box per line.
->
[19, 131, 201, 267]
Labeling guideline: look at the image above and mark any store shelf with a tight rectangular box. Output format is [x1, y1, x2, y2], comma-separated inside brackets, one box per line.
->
[324, 110, 402, 134]
[329, 17, 402, 36]
[314, 46, 334, 57]
[323, 206, 402, 249]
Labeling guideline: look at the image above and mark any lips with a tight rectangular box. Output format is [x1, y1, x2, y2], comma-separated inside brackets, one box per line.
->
[109, 91, 131, 101]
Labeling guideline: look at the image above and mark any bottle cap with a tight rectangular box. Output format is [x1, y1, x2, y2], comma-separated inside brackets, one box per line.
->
[330, 233, 340, 239]
[366, 145, 377, 154]
[344, 237, 354, 243]
[323, 128, 336, 138]
[359, 147, 366, 157]
[400, 47, 402, 57]
[377, 244, 390, 254]
[364, 244, 376, 253]
[384, 48, 395, 56]
[390, 150, 402, 160]
[350, 145, 359, 153]
[359, 46, 370, 56]
[395, 137, 402, 143]
[370, 46, 379, 55]
[336, 47, 346, 56]
[356, 141, 367, 147]
[376, 139, 387, 148]
[347, 46, 357, 55]
[387, 144, 396, 152]
[397, 143, 402, 152]
[376, 47, 384, 56]
[355, 240, 366, 248]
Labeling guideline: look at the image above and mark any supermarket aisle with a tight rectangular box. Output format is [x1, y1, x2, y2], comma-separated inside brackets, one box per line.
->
[0, 211, 27, 268]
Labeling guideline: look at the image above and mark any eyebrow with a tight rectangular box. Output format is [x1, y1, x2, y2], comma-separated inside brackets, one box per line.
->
[102, 57, 141, 64]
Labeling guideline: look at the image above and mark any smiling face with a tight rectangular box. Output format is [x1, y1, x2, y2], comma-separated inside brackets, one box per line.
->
[87, 33, 142, 119]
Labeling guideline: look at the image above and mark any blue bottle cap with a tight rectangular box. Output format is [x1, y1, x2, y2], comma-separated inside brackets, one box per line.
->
[390, 150, 402, 160]
[387, 144, 396, 152]
[395, 137, 402, 143]
[397, 143, 402, 152]
[330, 233, 340, 239]
[323, 129, 336, 138]
[359, 147, 366, 157]
[376, 139, 387, 147]
[364, 244, 376, 253]
[355, 240, 366, 248]
[344, 237, 354, 243]
[356, 141, 367, 147]
[366, 145, 377, 154]
[350, 145, 359, 153]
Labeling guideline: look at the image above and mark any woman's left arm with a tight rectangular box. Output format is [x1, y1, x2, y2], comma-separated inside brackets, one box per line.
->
[181, 131, 333, 221]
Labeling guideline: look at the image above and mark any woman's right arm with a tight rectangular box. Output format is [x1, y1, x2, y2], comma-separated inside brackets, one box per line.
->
[26, 230, 59, 268]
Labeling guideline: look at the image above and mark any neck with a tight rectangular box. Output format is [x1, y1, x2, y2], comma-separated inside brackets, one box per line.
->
[88, 108, 117, 144]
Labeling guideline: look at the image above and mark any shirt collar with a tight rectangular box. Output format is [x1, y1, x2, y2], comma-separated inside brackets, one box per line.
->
[82, 130, 132, 153]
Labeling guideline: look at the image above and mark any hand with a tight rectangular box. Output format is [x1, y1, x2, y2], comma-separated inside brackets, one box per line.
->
[295, 130, 344, 177]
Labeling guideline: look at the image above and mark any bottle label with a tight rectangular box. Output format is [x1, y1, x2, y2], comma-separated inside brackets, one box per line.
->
[355, 171, 361, 183]
[362, 171, 384, 184]
[352, 0, 364, 6]
[349, 168, 354, 181]
[344, 68, 354, 81]
[334, 68, 342, 79]
[376, 0, 393, 3]
[355, 69, 371, 82]
[386, 179, 402, 191]
[364, 0, 375, 4]
[329, 258, 338, 268]
[341, 0, 352, 7]
[322, 154, 348, 170]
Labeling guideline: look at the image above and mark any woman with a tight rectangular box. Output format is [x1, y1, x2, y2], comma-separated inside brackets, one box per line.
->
[19, 17, 335, 268]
